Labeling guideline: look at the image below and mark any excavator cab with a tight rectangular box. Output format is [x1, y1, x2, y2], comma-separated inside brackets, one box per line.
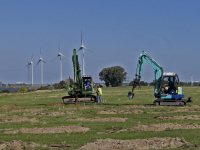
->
[161, 73, 180, 95]
[82, 76, 93, 92]
[154, 72, 192, 105]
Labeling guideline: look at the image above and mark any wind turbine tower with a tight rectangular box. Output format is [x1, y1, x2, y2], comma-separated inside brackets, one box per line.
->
[51, 42, 69, 81]
[26, 54, 34, 87]
[77, 30, 94, 76]
[36, 49, 46, 86]
[191, 75, 193, 86]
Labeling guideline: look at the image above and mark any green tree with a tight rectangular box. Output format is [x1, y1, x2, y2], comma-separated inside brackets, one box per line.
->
[65, 78, 74, 87]
[129, 81, 148, 86]
[99, 66, 127, 87]
[53, 81, 68, 89]
[20, 87, 28, 93]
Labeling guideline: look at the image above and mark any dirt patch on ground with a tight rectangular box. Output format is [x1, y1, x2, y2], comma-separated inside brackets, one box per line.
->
[98, 109, 143, 114]
[65, 106, 103, 110]
[51, 143, 75, 148]
[4, 126, 90, 134]
[124, 105, 163, 109]
[150, 109, 200, 114]
[0, 117, 39, 123]
[115, 123, 200, 133]
[47, 102, 65, 107]
[67, 117, 127, 122]
[77, 137, 192, 150]
[185, 105, 200, 108]
[0, 140, 42, 150]
[155, 115, 200, 121]
[12, 108, 43, 113]
[35, 111, 76, 116]
[0, 105, 22, 109]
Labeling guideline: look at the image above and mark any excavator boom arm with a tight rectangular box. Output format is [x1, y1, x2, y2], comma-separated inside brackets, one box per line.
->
[132, 51, 163, 96]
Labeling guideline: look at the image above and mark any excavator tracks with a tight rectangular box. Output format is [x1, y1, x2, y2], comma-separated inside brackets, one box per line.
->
[62, 95, 96, 104]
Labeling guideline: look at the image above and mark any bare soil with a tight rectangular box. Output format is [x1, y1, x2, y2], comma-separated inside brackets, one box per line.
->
[149, 109, 200, 114]
[64, 106, 103, 110]
[0, 105, 22, 109]
[155, 115, 200, 121]
[185, 105, 200, 108]
[35, 111, 76, 116]
[124, 105, 164, 109]
[116, 123, 200, 132]
[4, 126, 90, 134]
[0, 117, 39, 123]
[51, 143, 75, 148]
[77, 137, 191, 150]
[67, 117, 127, 122]
[0, 140, 41, 150]
[11, 108, 43, 112]
[47, 102, 65, 107]
[98, 109, 143, 114]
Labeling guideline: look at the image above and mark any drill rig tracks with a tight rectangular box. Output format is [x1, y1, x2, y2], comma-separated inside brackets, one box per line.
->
[62, 95, 96, 104]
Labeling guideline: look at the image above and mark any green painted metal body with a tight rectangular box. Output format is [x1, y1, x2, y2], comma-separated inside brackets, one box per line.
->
[68, 49, 94, 97]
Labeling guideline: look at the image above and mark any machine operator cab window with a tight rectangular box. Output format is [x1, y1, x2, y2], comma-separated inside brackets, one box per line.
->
[161, 73, 179, 94]
[83, 77, 92, 91]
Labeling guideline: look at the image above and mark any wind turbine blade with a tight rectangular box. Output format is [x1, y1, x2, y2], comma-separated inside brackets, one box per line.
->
[58, 41, 60, 52]
[51, 56, 59, 63]
[26, 62, 31, 67]
[61, 54, 69, 59]
[77, 49, 81, 53]
[36, 60, 41, 66]
[85, 47, 94, 53]
[43, 60, 47, 63]
[31, 53, 33, 60]
[81, 29, 83, 45]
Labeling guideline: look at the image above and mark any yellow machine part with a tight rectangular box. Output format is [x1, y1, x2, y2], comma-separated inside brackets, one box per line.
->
[176, 87, 182, 94]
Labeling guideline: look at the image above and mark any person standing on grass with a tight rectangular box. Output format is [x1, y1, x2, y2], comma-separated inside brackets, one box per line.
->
[96, 85, 102, 105]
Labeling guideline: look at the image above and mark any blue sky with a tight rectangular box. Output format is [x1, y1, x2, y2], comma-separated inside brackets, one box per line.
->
[0, 0, 200, 84]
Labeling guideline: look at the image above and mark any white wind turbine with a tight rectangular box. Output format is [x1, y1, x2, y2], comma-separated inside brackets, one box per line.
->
[36, 49, 46, 86]
[51, 42, 69, 81]
[26, 54, 34, 87]
[77, 30, 94, 76]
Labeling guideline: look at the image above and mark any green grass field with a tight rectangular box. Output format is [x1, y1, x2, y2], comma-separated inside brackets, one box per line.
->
[0, 86, 200, 149]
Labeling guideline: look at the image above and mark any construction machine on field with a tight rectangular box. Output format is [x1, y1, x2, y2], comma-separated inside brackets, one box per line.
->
[129, 51, 192, 106]
[62, 49, 96, 104]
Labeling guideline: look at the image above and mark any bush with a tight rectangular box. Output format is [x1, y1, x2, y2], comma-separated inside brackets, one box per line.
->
[20, 87, 28, 93]
[37, 85, 51, 90]
[0, 89, 10, 93]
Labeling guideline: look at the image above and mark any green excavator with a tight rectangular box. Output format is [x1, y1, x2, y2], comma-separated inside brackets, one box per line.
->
[62, 49, 96, 104]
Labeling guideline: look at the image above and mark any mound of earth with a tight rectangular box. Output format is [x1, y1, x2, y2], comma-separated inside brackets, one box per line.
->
[4, 126, 90, 134]
[0, 140, 40, 150]
[47, 103, 65, 107]
[65, 106, 103, 110]
[0, 105, 22, 109]
[155, 115, 200, 121]
[36, 111, 76, 116]
[77, 137, 190, 150]
[124, 105, 163, 109]
[12, 108, 43, 113]
[0, 117, 39, 123]
[98, 109, 143, 114]
[116, 123, 200, 132]
[67, 117, 127, 122]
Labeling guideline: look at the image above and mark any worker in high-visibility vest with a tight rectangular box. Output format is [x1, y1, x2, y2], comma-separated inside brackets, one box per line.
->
[96, 85, 102, 105]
